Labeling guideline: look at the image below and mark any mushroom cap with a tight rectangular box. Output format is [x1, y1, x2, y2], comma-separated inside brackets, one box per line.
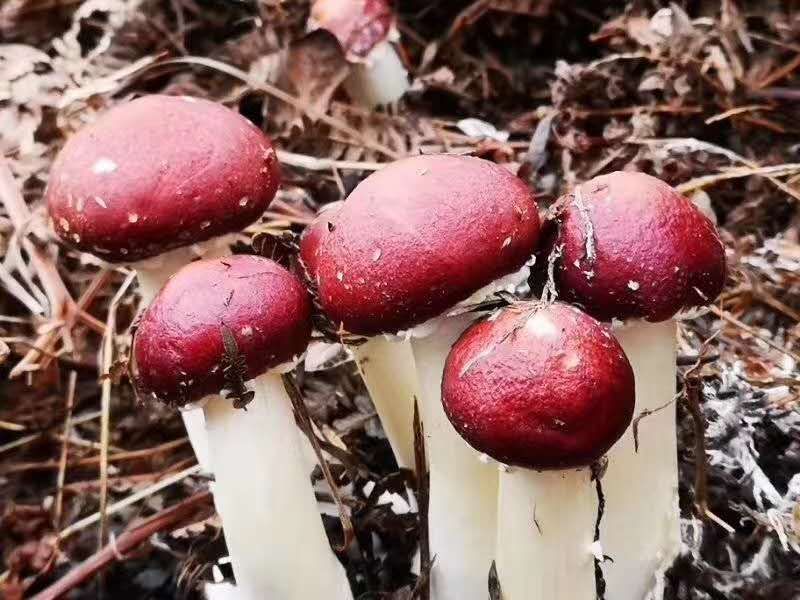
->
[299, 201, 343, 281]
[442, 302, 635, 470]
[133, 255, 311, 406]
[47, 95, 281, 263]
[554, 171, 726, 322]
[301, 154, 541, 336]
[310, 0, 393, 60]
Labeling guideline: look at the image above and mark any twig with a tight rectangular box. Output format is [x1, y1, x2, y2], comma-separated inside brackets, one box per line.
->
[1, 438, 189, 474]
[277, 150, 385, 172]
[152, 57, 401, 160]
[281, 373, 354, 552]
[709, 305, 800, 363]
[628, 136, 800, 204]
[412, 399, 431, 600]
[30, 490, 212, 600]
[632, 394, 680, 453]
[754, 53, 800, 89]
[682, 335, 734, 533]
[53, 371, 77, 532]
[98, 272, 136, 551]
[0, 410, 102, 456]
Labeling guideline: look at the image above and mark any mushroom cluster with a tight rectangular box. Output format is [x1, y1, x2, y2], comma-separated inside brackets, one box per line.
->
[48, 92, 726, 600]
[46, 94, 281, 472]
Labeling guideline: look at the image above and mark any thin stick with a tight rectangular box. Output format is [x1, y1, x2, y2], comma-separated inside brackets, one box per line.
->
[0, 410, 102, 456]
[709, 305, 800, 362]
[54, 371, 77, 531]
[154, 57, 401, 160]
[98, 272, 136, 550]
[412, 399, 431, 600]
[277, 150, 385, 172]
[281, 373, 354, 552]
[30, 490, 212, 600]
[2, 438, 189, 474]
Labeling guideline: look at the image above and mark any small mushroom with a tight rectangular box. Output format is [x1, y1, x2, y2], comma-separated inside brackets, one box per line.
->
[302, 153, 541, 600]
[442, 302, 635, 600]
[47, 94, 281, 470]
[133, 255, 352, 600]
[552, 171, 727, 599]
[309, 0, 409, 107]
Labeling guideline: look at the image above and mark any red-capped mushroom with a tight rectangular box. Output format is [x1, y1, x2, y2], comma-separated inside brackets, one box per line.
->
[550, 171, 727, 600]
[443, 301, 635, 600]
[47, 94, 281, 470]
[309, 0, 409, 107]
[301, 153, 540, 600]
[133, 255, 352, 600]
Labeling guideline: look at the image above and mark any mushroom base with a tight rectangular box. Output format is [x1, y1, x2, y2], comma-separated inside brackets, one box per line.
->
[351, 337, 418, 470]
[496, 468, 598, 600]
[410, 313, 497, 600]
[204, 371, 353, 600]
[344, 42, 409, 108]
[601, 319, 681, 600]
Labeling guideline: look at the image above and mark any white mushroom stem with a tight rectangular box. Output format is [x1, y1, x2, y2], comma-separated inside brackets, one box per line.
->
[602, 319, 680, 600]
[496, 468, 598, 599]
[351, 337, 418, 469]
[204, 371, 353, 600]
[410, 314, 497, 600]
[133, 239, 233, 472]
[344, 42, 409, 108]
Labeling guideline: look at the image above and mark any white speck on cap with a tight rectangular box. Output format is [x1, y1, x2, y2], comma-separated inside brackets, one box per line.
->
[524, 310, 558, 338]
[92, 158, 118, 175]
[627, 280, 640, 291]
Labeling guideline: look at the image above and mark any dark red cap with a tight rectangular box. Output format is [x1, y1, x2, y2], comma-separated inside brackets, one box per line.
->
[299, 201, 343, 281]
[310, 0, 394, 60]
[300, 154, 540, 336]
[554, 171, 726, 322]
[133, 255, 311, 406]
[442, 302, 635, 470]
[47, 95, 281, 262]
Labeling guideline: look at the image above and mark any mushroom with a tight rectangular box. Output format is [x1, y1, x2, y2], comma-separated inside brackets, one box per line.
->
[310, 0, 409, 108]
[132, 255, 352, 600]
[551, 171, 727, 599]
[301, 153, 541, 599]
[301, 201, 418, 470]
[442, 302, 635, 599]
[46, 94, 281, 470]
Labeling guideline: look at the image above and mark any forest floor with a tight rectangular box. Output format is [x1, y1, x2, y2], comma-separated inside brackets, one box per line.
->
[1, 1, 800, 598]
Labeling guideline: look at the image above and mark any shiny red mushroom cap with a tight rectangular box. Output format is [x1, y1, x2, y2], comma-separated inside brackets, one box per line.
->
[554, 171, 726, 322]
[299, 201, 343, 281]
[133, 255, 312, 407]
[442, 302, 635, 470]
[47, 95, 281, 263]
[300, 154, 541, 336]
[310, 0, 394, 61]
